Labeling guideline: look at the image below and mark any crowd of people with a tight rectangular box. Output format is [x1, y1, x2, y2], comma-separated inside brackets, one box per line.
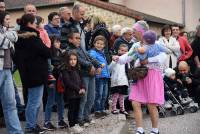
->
[0, 1, 200, 134]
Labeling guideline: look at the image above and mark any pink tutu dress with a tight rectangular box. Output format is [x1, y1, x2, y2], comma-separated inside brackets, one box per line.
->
[129, 68, 164, 105]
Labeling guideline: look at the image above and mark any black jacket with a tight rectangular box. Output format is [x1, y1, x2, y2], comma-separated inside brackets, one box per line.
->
[113, 36, 133, 53]
[60, 17, 81, 49]
[66, 43, 101, 76]
[14, 27, 51, 88]
[176, 70, 200, 91]
[62, 68, 85, 99]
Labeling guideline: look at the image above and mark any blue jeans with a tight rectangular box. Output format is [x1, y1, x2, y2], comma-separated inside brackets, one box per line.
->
[0, 69, 23, 134]
[95, 78, 108, 112]
[25, 85, 44, 128]
[45, 83, 64, 122]
[78, 76, 95, 121]
[47, 59, 52, 74]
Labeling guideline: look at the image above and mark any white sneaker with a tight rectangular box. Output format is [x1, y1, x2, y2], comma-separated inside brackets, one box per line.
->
[70, 124, 83, 134]
[89, 119, 95, 124]
[164, 100, 172, 109]
[83, 122, 89, 127]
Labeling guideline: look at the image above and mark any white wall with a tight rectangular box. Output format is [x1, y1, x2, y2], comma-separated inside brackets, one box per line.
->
[185, 0, 200, 31]
[125, 0, 183, 24]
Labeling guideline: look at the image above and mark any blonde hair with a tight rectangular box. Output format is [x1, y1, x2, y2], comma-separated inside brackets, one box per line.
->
[91, 15, 105, 29]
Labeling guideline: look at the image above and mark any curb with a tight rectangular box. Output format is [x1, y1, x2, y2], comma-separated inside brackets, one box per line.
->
[110, 114, 128, 134]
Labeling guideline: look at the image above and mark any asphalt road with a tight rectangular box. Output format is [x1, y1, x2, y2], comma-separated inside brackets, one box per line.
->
[128, 110, 200, 134]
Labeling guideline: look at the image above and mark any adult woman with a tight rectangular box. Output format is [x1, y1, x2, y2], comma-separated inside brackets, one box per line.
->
[86, 15, 111, 63]
[0, 11, 23, 134]
[158, 25, 180, 68]
[14, 14, 50, 133]
[113, 21, 166, 134]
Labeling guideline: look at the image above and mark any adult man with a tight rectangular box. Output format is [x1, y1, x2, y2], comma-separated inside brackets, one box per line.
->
[113, 27, 134, 53]
[24, 4, 37, 16]
[0, 0, 5, 11]
[171, 25, 193, 61]
[59, 7, 71, 26]
[61, 4, 86, 50]
[176, 61, 200, 105]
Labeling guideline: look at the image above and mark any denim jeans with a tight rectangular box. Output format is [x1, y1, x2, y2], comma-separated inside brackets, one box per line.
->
[25, 85, 44, 128]
[78, 76, 95, 121]
[0, 69, 23, 134]
[47, 59, 52, 74]
[44, 83, 64, 122]
[95, 78, 108, 112]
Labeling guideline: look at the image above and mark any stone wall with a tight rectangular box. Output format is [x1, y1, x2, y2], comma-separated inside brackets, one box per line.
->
[76, 1, 135, 31]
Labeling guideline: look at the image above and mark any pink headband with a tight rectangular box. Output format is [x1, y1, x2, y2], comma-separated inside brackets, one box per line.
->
[133, 23, 146, 35]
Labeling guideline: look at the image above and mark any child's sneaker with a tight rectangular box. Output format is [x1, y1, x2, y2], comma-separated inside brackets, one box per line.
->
[58, 120, 68, 129]
[43, 122, 56, 131]
[164, 100, 172, 109]
[119, 110, 129, 116]
[112, 110, 119, 114]
[95, 111, 103, 118]
[101, 110, 109, 116]
[70, 124, 84, 134]
[84, 118, 95, 125]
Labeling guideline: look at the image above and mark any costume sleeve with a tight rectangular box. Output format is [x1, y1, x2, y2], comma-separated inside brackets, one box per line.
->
[148, 52, 167, 64]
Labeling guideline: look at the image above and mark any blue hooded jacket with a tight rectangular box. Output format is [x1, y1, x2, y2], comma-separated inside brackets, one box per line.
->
[89, 48, 110, 78]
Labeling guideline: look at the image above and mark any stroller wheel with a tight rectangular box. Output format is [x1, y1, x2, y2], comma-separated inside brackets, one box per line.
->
[170, 110, 177, 116]
[189, 106, 198, 113]
[177, 107, 184, 115]
[159, 111, 166, 118]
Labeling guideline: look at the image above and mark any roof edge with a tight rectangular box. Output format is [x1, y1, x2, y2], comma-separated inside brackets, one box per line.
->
[6, 1, 74, 11]
[78, 0, 184, 27]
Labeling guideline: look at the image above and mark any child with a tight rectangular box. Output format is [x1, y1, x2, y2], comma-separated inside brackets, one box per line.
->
[89, 35, 110, 118]
[61, 51, 85, 133]
[36, 16, 51, 48]
[133, 30, 167, 68]
[164, 68, 192, 109]
[109, 44, 129, 115]
[35, 16, 55, 82]
[44, 36, 67, 130]
[66, 28, 102, 126]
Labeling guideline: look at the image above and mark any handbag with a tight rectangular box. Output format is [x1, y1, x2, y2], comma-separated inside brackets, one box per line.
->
[128, 64, 148, 80]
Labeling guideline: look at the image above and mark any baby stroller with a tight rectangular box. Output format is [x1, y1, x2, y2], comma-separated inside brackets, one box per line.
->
[159, 82, 199, 118]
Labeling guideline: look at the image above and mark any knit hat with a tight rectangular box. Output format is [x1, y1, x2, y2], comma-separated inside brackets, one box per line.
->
[143, 30, 157, 44]
[164, 68, 176, 77]
[132, 20, 149, 35]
